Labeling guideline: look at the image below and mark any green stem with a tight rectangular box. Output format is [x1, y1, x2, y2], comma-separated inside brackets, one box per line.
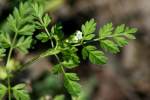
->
[36, 15, 65, 74]
[6, 32, 18, 100]
[20, 19, 126, 73]
[6, 32, 17, 65]
[7, 74, 11, 100]
[55, 54, 65, 74]
[73, 33, 124, 46]
[21, 48, 52, 71]
[43, 24, 66, 75]
[44, 27, 54, 47]
[21, 33, 123, 70]
[39, 17, 54, 47]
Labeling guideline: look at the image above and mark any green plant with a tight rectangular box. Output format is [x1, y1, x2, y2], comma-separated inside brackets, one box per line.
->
[0, 1, 137, 100]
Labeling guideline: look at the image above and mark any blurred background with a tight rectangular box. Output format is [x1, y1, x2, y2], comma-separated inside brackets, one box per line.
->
[1, 0, 150, 100]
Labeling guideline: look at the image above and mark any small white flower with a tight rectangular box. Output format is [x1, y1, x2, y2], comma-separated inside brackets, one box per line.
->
[75, 31, 83, 40]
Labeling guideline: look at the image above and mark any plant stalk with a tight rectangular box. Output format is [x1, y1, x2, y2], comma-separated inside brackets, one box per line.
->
[21, 33, 123, 70]
[6, 32, 18, 100]
[44, 26, 66, 74]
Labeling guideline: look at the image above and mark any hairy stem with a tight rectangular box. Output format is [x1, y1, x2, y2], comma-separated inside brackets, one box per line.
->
[44, 27, 54, 47]
[43, 25, 66, 74]
[21, 48, 53, 71]
[39, 17, 64, 74]
[74, 33, 124, 46]
[21, 33, 123, 70]
[39, 17, 55, 47]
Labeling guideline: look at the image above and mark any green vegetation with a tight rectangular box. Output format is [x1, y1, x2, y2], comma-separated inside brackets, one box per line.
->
[0, 1, 137, 100]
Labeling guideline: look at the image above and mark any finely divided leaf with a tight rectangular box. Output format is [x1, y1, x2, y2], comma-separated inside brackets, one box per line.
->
[124, 27, 137, 34]
[43, 14, 51, 27]
[65, 73, 80, 81]
[82, 47, 88, 60]
[7, 2, 33, 33]
[62, 60, 78, 69]
[51, 24, 64, 39]
[114, 37, 128, 47]
[62, 47, 80, 67]
[7, 15, 17, 32]
[101, 40, 119, 54]
[13, 89, 30, 100]
[114, 24, 125, 34]
[13, 84, 26, 90]
[52, 64, 62, 74]
[0, 48, 6, 58]
[0, 84, 7, 99]
[12, 84, 30, 100]
[85, 46, 96, 51]
[99, 23, 137, 54]
[2, 2, 36, 55]
[64, 76, 81, 96]
[82, 19, 96, 35]
[18, 25, 35, 35]
[36, 32, 49, 42]
[32, 3, 44, 19]
[81, 19, 96, 40]
[54, 95, 65, 100]
[99, 23, 113, 38]
[0, 32, 11, 48]
[124, 27, 137, 39]
[16, 36, 32, 53]
[82, 46, 107, 64]
[89, 50, 107, 64]
[84, 34, 95, 40]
